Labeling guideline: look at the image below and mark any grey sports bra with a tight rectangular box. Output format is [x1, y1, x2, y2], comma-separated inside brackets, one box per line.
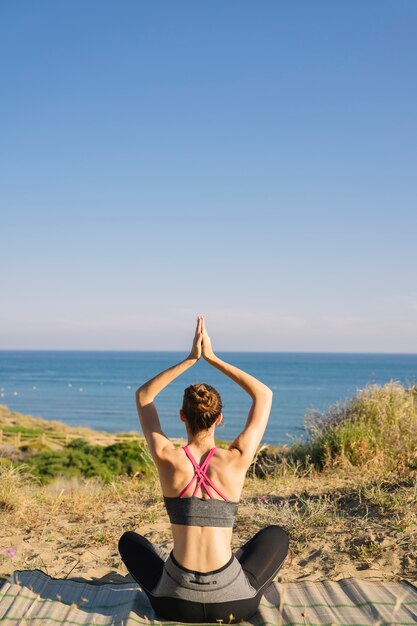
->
[163, 446, 239, 528]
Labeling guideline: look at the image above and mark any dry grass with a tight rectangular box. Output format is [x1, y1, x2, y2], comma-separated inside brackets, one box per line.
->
[1, 463, 416, 584]
[1, 383, 417, 584]
[0, 464, 35, 514]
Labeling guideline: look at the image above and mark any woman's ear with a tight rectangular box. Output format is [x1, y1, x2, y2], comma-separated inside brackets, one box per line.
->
[179, 409, 186, 423]
[215, 413, 223, 426]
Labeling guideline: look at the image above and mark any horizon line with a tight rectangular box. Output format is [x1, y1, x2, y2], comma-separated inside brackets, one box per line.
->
[1, 349, 417, 356]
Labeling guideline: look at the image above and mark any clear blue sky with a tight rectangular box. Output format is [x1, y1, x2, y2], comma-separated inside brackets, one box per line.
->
[1, 1, 416, 352]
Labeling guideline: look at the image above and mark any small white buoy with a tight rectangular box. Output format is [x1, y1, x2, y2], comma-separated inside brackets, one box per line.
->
[79, 388, 83, 392]
[127, 385, 131, 389]
[0, 392, 4, 398]
[13, 391, 18, 396]
[68, 383, 72, 388]
[33, 386, 37, 390]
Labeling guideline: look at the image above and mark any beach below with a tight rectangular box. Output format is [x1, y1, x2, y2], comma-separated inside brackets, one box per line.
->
[1, 393, 416, 586]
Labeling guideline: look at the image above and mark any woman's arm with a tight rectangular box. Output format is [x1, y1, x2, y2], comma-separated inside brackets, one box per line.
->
[201, 316, 272, 465]
[136, 356, 198, 405]
[136, 316, 203, 462]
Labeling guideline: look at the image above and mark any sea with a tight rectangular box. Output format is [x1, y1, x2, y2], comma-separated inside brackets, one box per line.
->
[0, 351, 416, 445]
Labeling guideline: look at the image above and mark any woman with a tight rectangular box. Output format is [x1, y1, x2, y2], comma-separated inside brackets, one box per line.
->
[118, 316, 289, 623]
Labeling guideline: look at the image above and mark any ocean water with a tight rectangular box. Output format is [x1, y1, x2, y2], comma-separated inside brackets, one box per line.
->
[0, 351, 416, 445]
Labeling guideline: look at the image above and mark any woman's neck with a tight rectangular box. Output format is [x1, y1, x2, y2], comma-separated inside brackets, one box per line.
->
[186, 430, 216, 449]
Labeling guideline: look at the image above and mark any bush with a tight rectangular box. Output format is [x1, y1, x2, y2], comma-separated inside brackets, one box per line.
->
[25, 439, 155, 483]
[250, 382, 417, 478]
[303, 381, 417, 472]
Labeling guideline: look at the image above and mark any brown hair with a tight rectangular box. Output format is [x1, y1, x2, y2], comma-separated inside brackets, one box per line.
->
[182, 383, 223, 435]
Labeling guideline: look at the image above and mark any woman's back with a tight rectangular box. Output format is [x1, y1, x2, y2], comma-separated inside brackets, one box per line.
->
[158, 444, 248, 571]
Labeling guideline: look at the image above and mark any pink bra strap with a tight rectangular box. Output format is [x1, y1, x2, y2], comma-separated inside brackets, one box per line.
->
[178, 446, 214, 498]
[191, 448, 216, 497]
[178, 446, 229, 501]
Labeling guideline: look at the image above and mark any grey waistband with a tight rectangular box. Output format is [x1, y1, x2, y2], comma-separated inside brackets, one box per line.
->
[151, 552, 257, 603]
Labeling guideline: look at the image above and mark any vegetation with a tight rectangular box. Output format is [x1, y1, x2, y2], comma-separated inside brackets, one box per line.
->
[304, 382, 417, 470]
[0, 464, 33, 512]
[25, 438, 155, 483]
[253, 381, 417, 479]
[1, 426, 44, 435]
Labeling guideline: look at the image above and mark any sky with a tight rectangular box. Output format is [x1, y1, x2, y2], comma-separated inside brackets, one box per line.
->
[1, 1, 416, 352]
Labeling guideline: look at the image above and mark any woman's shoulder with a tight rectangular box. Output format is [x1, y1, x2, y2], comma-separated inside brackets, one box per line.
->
[213, 445, 245, 463]
[162, 444, 247, 473]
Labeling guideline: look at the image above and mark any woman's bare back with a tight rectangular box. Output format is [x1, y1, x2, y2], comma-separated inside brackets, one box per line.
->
[157, 445, 248, 571]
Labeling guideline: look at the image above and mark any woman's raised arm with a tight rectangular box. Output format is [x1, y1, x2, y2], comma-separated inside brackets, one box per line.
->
[201, 316, 273, 465]
[135, 316, 203, 461]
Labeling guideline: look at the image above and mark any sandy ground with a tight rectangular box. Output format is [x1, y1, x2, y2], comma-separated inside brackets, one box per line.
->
[1, 475, 415, 586]
[1, 405, 416, 586]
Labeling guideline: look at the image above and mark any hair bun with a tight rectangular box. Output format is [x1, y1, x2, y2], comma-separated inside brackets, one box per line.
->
[182, 383, 223, 435]
[194, 385, 217, 410]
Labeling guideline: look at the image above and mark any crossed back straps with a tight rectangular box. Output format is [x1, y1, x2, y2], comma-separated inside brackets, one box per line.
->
[178, 446, 229, 501]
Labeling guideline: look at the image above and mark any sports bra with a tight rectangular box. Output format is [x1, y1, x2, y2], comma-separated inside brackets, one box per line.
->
[163, 446, 240, 527]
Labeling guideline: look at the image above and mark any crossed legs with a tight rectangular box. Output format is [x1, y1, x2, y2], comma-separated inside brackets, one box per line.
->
[118, 525, 289, 622]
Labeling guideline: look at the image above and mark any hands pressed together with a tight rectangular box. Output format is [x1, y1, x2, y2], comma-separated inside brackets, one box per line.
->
[188, 315, 214, 361]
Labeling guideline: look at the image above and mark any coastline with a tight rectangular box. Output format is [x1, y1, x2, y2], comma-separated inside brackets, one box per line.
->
[3, 350, 417, 446]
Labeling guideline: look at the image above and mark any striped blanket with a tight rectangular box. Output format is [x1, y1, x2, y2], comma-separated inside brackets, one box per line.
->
[0, 570, 416, 625]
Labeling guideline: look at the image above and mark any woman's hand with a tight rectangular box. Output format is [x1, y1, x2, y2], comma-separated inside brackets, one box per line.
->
[188, 315, 203, 361]
[201, 316, 215, 360]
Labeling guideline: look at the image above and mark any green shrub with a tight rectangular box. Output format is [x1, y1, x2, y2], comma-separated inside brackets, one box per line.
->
[25, 439, 155, 483]
[251, 382, 417, 478]
[303, 381, 417, 472]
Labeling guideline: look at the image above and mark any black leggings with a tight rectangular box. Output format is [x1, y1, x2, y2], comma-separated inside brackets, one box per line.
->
[118, 525, 289, 623]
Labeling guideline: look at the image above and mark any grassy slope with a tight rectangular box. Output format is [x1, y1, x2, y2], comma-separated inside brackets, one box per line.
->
[0, 382, 416, 583]
[0, 404, 136, 443]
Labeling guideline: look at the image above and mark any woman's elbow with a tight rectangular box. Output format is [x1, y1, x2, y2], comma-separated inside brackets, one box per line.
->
[136, 386, 152, 406]
[254, 385, 273, 402]
[262, 385, 273, 398]
[135, 387, 145, 404]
